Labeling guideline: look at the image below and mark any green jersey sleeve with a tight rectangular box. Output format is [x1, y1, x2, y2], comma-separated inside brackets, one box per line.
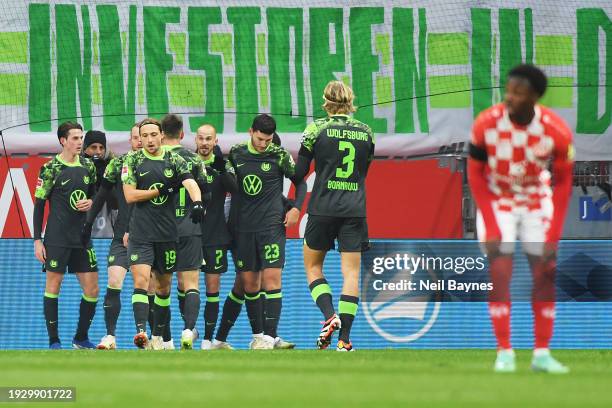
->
[278, 149, 296, 178]
[300, 121, 320, 152]
[121, 153, 137, 185]
[103, 157, 122, 184]
[34, 162, 55, 200]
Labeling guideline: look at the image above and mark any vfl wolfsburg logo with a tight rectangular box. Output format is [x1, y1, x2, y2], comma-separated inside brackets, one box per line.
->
[69, 189, 87, 211]
[149, 183, 168, 205]
[243, 174, 262, 196]
[130, 254, 138, 262]
[206, 175, 214, 183]
[49, 260, 58, 268]
[108, 255, 115, 263]
[83, 175, 90, 184]
[164, 168, 174, 178]
[261, 162, 271, 172]
[363, 250, 440, 343]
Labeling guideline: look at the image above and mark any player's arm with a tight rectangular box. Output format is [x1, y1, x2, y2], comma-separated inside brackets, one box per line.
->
[366, 141, 375, 175]
[294, 122, 318, 182]
[33, 165, 53, 262]
[279, 149, 306, 227]
[467, 117, 502, 242]
[546, 127, 575, 248]
[212, 153, 239, 194]
[173, 153, 204, 223]
[121, 155, 159, 203]
[81, 159, 118, 244]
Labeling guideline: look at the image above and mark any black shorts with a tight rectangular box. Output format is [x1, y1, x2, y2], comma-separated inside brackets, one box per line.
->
[43, 245, 98, 273]
[201, 245, 229, 274]
[176, 236, 203, 272]
[304, 215, 370, 252]
[235, 227, 286, 272]
[128, 240, 177, 274]
[108, 238, 129, 270]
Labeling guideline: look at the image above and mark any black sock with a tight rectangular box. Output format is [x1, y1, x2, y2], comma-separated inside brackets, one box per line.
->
[183, 289, 201, 330]
[177, 289, 186, 322]
[132, 289, 149, 333]
[44, 292, 60, 345]
[104, 287, 121, 336]
[147, 294, 155, 333]
[75, 294, 98, 341]
[215, 291, 244, 342]
[204, 292, 219, 340]
[309, 278, 335, 320]
[264, 289, 282, 338]
[163, 308, 172, 342]
[338, 294, 359, 343]
[152, 293, 170, 337]
[245, 291, 263, 335]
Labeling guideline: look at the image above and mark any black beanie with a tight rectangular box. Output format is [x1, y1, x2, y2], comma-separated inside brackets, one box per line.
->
[84, 130, 106, 150]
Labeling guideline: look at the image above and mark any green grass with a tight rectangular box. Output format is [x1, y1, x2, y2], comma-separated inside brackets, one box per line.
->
[1, 350, 611, 407]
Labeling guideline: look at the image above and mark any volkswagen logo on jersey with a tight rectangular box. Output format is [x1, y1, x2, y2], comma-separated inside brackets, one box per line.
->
[243, 174, 262, 196]
[149, 183, 168, 205]
[362, 250, 440, 343]
[69, 189, 87, 211]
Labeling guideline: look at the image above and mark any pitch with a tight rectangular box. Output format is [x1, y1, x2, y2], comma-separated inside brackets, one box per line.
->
[1, 349, 611, 407]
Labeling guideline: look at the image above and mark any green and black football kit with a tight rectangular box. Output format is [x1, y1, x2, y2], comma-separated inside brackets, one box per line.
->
[121, 148, 193, 274]
[298, 115, 375, 252]
[200, 154, 238, 274]
[165, 145, 208, 272]
[34, 155, 98, 273]
[228, 141, 306, 272]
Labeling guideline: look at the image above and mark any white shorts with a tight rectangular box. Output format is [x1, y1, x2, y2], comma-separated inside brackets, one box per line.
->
[476, 197, 553, 256]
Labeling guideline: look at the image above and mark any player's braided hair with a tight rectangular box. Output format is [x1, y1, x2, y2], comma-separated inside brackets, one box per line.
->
[508, 64, 548, 97]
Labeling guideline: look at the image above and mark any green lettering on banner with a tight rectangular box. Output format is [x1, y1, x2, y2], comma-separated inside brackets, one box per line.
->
[393, 8, 428, 133]
[143, 6, 179, 119]
[227, 7, 260, 132]
[350, 7, 387, 133]
[309, 8, 345, 119]
[97, 5, 137, 130]
[471, 8, 492, 117]
[498, 9, 523, 97]
[577, 8, 611, 134]
[268, 8, 307, 132]
[55, 4, 92, 129]
[188, 7, 224, 132]
[28, 3, 51, 131]
[524, 9, 533, 64]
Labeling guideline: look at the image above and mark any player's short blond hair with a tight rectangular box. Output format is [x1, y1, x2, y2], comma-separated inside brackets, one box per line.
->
[322, 80, 356, 115]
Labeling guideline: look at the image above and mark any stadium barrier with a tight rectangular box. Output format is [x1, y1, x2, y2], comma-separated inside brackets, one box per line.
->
[1, 239, 609, 349]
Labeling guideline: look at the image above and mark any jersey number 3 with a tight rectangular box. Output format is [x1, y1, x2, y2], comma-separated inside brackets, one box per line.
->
[336, 141, 355, 179]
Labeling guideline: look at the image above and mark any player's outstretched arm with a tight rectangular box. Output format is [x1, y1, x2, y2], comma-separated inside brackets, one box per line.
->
[293, 145, 313, 183]
[33, 198, 46, 263]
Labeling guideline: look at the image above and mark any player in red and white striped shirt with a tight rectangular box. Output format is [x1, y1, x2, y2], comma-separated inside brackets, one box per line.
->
[468, 64, 574, 373]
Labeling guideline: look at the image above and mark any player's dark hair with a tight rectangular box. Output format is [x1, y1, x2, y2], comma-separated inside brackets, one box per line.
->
[138, 118, 162, 134]
[161, 114, 183, 139]
[272, 132, 281, 146]
[508, 64, 547, 97]
[57, 121, 83, 141]
[251, 114, 276, 135]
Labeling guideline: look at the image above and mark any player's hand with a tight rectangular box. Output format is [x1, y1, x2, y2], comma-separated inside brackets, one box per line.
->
[123, 232, 129, 248]
[190, 201, 205, 224]
[212, 154, 227, 173]
[157, 182, 179, 196]
[80, 222, 93, 246]
[284, 207, 300, 228]
[34, 239, 46, 263]
[76, 199, 93, 212]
